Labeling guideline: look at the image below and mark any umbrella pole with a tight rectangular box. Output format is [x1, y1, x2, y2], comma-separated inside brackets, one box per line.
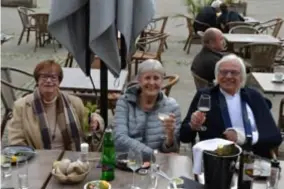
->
[100, 61, 108, 127]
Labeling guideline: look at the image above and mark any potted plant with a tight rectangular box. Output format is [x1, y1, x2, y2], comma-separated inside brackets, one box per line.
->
[225, 0, 248, 16]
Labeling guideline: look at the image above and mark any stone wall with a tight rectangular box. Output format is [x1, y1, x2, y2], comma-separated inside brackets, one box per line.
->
[1, 0, 37, 8]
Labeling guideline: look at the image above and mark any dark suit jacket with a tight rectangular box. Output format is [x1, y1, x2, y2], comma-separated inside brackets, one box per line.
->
[194, 6, 217, 32]
[191, 47, 223, 83]
[217, 11, 245, 33]
[180, 85, 282, 158]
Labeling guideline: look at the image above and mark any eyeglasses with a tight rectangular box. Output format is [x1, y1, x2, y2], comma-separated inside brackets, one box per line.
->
[39, 73, 59, 81]
[219, 70, 240, 77]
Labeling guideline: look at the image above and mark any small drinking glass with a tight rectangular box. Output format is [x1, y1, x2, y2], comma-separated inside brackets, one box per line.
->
[127, 149, 143, 189]
[148, 150, 159, 189]
[17, 159, 29, 189]
[197, 94, 211, 131]
[273, 65, 284, 81]
[1, 154, 12, 179]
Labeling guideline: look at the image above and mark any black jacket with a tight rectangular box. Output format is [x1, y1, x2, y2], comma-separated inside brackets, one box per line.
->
[217, 11, 245, 33]
[191, 47, 223, 83]
[180, 86, 282, 158]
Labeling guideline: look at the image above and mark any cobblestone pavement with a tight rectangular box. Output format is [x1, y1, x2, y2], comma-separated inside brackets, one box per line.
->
[1, 0, 284, 156]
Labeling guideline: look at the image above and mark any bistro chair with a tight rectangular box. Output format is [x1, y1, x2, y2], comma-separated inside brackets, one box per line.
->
[191, 71, 212, 90]
[229, 26, 259, 34]
[1, 67, 34, 138]
[256, 18, 283, 37]
[227, 21, 252, 31]
[162, 74, 180, 97]
[239, 43, 281, 72]
[144, 16, 169, 49]
[130, 33, 169, 78]
[17, 6, 36, 45]
[33, 13, 59, 52]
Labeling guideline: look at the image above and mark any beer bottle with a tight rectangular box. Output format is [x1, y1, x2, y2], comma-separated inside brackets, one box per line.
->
[237, 135, 254, 189]
[100, 128, 115, 181]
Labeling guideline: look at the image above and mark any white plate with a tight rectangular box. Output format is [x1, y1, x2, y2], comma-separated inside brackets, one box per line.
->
[84, 180, 111, 189]
[271, 77, 284, 83]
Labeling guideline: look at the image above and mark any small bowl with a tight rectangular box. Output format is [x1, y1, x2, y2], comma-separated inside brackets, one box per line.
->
[51, 165, 90, 184]
[84, 180, 111, 189]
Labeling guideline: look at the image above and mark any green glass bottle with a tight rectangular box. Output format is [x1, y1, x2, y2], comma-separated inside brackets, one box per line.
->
[100, 128, 115, 181]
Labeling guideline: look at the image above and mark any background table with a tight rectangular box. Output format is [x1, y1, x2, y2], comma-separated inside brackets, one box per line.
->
[4, 150, 63, 189]
[252, 72, 284, 94]
[60, 68, 128, 93]
[46, 151, 193, 189]
[224, 34, 280, 44]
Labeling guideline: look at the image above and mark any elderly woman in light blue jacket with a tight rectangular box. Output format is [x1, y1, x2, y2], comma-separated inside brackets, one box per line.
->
[114, 59, 181, 160]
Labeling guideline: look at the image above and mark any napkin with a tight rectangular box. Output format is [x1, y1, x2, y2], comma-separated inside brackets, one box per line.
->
[192, 138, 234, 175]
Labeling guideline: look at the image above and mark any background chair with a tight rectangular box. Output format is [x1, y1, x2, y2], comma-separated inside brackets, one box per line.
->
[229, 26, 259, 34]
[1, 67, 34, 138]
[256, 18, 283, 37]
[162, 74, 180, 97]
[17, 6, 36, 45]
[191, 71, 212, 90]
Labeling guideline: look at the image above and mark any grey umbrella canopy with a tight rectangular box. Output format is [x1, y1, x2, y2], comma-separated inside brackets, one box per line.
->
[49, 0, 155, 77]
[48, 0, 90, 74]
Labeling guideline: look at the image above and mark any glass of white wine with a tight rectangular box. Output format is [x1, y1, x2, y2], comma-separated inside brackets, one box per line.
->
[127, 149, 143, 189]
[197, 94, 211, 131]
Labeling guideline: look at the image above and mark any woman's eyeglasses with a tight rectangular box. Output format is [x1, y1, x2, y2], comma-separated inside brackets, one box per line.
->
[39, 73, 59, 81]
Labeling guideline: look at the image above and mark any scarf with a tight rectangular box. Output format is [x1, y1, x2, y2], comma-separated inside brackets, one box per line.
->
[32, 89, 81, 151]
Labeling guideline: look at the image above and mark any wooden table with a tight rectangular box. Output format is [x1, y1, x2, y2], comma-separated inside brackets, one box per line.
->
[4, 150, 63, 189]
[198, 161, 284, 189]
[252, 72, 284, 94]
[60, 68, 128, 93]
[46, 151, 193, 189]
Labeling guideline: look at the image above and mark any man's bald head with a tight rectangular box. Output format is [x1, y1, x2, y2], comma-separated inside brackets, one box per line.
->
[202, 28, 224, 52]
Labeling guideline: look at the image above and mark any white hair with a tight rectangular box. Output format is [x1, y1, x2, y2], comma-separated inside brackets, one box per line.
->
[137, 59, 165, 77]
[214, 54, 247, 87]
[211, 0, 222, 8]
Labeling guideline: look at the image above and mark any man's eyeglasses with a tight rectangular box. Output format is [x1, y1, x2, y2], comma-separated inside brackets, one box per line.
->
[39, 73, 59, 81]
[219, 70, 240, 77]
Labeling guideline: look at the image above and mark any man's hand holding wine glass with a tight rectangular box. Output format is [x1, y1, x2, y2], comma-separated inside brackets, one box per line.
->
[190, 111, 206, 130]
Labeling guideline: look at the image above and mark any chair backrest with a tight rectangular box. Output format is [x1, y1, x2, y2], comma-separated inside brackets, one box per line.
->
[17, 7, 33, 28]
[257, 18, 284, 37]
[227, 21, 251, 30]
[162, 75, 180, 96]
[229, 26, 259, 34]
[245, 43, 281, 72]
[193, 20, 210, 32]
[191, 71, 210, 90]
[148, 16, 169, 34]
[1, 68, 17, 111]
[33, 13, 49, 33]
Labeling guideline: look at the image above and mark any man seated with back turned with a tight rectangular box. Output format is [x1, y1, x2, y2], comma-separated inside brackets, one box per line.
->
[191, 28, 225, 84]
[217, 3, 245, 33]
[182, 54, 282, 158]
[193, 0, 222, 32]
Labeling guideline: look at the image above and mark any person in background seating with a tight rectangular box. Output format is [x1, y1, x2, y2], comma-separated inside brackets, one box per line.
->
[217, 3, 245, 33]
[193, 0, 222, 32]
[181, 54, 282, 158]
[8, 60, 104, 151]
[191, 28, 225, 84]
[114, 59, 181, 160]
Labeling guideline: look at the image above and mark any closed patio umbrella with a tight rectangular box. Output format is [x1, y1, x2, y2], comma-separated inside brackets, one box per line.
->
[48, 0, 155, 125]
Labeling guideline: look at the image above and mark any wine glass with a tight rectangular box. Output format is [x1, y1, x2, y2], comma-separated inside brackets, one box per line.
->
[197, 94, 211, 131]
[127, 149, 143, 189]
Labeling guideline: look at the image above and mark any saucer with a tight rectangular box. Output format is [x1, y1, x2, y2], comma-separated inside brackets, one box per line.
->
[271, 77, 284, 83]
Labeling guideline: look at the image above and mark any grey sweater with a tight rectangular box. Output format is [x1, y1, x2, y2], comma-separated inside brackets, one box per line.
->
[113, 85, 181, 159]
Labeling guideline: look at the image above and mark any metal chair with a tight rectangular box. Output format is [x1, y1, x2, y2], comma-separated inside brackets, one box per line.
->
[227, 21, 252, 31]
[1, 67, 34, 138]
[17, 6, 36, 45]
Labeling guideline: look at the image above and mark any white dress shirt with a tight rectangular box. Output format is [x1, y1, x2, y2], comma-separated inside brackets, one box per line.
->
[220, 89, 259, 145]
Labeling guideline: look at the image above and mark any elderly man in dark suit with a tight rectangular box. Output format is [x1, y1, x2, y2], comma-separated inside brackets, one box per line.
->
[191, 28, 225, 84]
[182, 54, 282, 158]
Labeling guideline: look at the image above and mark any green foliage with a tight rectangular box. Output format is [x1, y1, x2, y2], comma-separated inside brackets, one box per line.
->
[83, 101, 97, 133]
[184, 0, 214, 17]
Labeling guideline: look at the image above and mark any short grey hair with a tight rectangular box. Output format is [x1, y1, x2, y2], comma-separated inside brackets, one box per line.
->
[214, 54, 247, 87]
[211, 0, 222, 8]
[137, 59, 165, 77]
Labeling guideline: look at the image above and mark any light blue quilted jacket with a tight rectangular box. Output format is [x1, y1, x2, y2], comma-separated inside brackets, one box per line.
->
[113, 85, 181, 159]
